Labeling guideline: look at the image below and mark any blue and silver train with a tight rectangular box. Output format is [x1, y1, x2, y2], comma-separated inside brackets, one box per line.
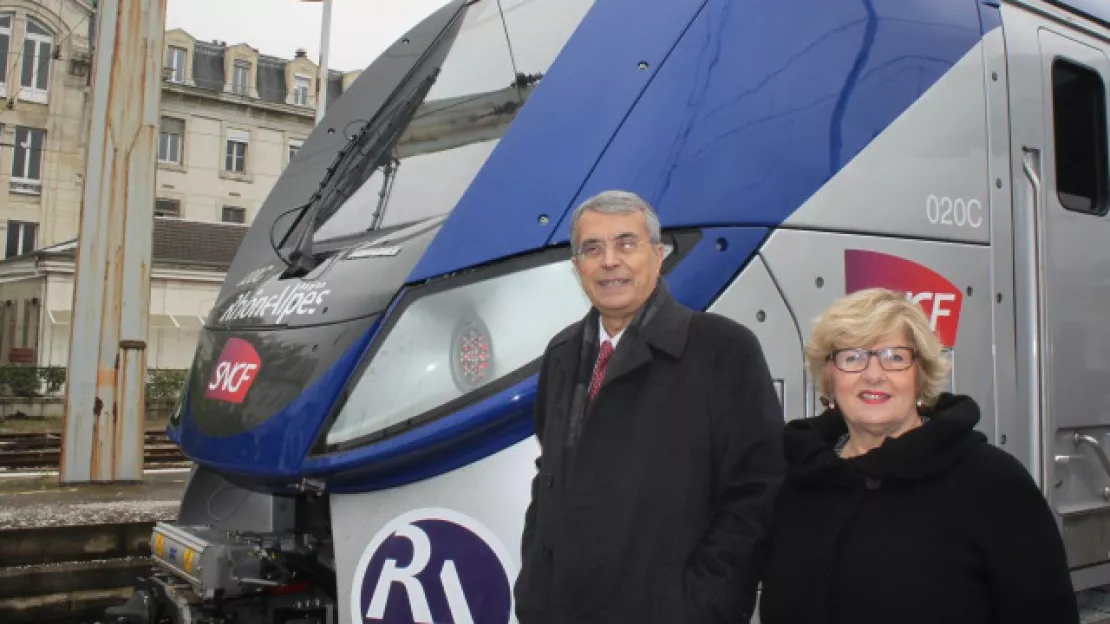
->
[107, 0, 1110, 622]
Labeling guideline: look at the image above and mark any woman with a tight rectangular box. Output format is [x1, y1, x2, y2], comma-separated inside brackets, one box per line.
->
[759, 288, 1078, 624]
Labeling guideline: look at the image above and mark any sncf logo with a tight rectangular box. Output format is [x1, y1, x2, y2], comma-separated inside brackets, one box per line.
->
[204, 338, 261, 403]
[352, 509, 514, 624]
[844, 250, 963, 347]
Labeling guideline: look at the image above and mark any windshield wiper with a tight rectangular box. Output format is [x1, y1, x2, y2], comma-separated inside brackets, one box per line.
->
[278, 69, 441, 278]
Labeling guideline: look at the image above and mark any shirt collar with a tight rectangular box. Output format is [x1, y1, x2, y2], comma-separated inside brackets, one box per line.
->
[598, 317, 625, 348]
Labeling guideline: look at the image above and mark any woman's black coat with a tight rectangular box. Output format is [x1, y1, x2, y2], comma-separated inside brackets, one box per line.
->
[759, 393, 1079, 624]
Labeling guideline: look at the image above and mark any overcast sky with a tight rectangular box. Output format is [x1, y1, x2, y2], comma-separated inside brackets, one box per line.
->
[166, 0, 451, 72]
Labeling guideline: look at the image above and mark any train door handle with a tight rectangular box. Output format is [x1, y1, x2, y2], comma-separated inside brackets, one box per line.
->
[1022, 146, 1049, 488]
[1070, 433, 1110, 501]
[1022, 146, 1043, 199]
[1073, 432, 1110, 479]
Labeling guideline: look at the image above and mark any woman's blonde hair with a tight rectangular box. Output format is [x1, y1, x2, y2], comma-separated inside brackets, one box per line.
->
[805, 288, 951, 409]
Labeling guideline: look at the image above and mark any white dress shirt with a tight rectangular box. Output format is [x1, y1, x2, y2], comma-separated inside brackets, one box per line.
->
[599, 318, 626, 348]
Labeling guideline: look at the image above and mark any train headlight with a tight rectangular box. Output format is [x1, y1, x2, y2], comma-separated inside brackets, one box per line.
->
[324, 253, 591, 448]
[450, 319, 494, 391]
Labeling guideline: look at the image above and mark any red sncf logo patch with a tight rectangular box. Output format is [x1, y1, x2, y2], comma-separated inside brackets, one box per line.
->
[205, 338, 261, 403]
[844, 249, 963, 347]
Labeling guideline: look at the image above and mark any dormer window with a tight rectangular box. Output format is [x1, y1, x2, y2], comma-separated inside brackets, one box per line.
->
[293, 74, 309, 106]
[232, 59, 250, 95]
[166, 45, 186, 83]
[19, 19, 52, 104]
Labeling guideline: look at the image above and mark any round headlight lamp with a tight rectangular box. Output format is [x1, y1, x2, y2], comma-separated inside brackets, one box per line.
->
[451, 319, 494, 391]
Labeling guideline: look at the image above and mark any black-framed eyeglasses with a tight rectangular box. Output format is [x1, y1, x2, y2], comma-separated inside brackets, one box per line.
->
[827, 347, 917, 372]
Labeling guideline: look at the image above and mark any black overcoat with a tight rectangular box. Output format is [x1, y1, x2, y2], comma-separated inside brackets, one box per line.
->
[759, 393, 1079, 624]
[514, 285, 786, 624]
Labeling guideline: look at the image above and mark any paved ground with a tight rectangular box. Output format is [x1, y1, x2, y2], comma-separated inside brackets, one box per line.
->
[0, 469, 187, 529]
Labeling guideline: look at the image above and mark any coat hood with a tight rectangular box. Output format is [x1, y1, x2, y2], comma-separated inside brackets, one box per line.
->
[783, 393, 987, 486]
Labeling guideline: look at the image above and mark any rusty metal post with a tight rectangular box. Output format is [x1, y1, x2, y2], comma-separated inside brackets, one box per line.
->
[313, 0, 333, 123]
[60, 0, 166, 484]
[297, 0, 331, 121]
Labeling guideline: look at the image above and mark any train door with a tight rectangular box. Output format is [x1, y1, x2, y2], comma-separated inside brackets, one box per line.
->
[1002, 2, 1110, 583]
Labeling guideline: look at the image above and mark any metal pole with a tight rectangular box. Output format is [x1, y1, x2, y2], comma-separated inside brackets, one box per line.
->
[315, 0, 332, 123]
[60, 0, 165, 484]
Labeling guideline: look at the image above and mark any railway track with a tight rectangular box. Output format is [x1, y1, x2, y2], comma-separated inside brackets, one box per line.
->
[0, 521, 157, 624]
[0, 431, 189, 471]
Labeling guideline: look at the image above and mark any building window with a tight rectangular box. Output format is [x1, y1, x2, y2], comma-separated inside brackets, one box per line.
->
[19, 19, 52, 104]
[21, 297, 38, 351]
[222, 206, 245, 224]
[232, 59, 250, 95]
[0, 302, 6, 356]
[0, 14, 11, 97]
[288, 139, 302, 164]
[158, 117, 184, 164]
[293, 75, 309, 106]
[155, 198, 180, 218]
[166, 45, 186, 83]
[1052, 60, 1109, 215]
[2, 301, 12, 360]
[5, 221, 37, 258]
[226, 140, 247, 172]
[20, 299, 29, 349]
[10, 127, 45, 195]
[225, 129, 248, 173]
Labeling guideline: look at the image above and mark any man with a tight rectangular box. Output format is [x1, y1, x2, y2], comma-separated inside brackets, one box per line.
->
[514, 190, 786, 623]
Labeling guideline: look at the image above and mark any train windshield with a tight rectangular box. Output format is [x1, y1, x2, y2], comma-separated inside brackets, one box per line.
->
[308, 0, 596, 243]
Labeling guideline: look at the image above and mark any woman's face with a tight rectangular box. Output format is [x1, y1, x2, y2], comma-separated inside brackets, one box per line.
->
[828, 329, 919, 434]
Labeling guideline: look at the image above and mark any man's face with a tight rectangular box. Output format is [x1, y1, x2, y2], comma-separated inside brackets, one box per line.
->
[571, 210, 665, 323]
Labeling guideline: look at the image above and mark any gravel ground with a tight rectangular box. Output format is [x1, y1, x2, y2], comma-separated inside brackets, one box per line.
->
[0, 472, 186, 529]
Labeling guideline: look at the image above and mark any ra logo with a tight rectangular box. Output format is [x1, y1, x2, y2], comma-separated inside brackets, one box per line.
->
[353, 509, 514, 624]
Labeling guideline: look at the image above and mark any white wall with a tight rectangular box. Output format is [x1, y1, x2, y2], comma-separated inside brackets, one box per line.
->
[39, 271, 221, 369]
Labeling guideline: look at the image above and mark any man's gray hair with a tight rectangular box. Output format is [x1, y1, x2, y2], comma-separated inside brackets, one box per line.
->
[569, 190, 663, 251]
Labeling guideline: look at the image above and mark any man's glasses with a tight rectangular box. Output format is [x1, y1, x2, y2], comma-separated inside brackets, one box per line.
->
[827, 346, 916, 372]
[573, 235, 643, 261]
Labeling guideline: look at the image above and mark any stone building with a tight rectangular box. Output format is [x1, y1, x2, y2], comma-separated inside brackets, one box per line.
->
[0, 0, 358, 374]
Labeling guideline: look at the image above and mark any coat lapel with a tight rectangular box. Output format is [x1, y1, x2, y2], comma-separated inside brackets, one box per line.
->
[542, 314, 594, 456]
[594, 281, 691, 396]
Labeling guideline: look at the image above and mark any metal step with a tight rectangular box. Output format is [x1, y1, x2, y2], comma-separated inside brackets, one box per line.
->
[1080, 588, 1110, 624]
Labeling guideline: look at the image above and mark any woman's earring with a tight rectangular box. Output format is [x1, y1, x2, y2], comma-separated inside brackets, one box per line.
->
[916, 398, 924, 409]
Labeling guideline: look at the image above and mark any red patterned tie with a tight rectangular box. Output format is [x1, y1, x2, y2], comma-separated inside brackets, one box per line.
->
[589, 340, 614, 399]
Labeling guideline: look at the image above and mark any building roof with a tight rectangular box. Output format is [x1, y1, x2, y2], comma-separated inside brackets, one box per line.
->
[190, 40, 345, 106]
[193, 41, 226, 92]
[153, 218, 248, 268]
[258, 55, 289, 104]
[29, 218, 248, 271]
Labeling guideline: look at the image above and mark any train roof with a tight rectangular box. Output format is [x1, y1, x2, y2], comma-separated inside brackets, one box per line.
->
[1047, 0, 1110, 29]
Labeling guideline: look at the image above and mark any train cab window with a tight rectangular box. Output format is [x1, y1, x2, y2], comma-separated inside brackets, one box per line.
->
[308, 0, 596, 243]
[1051, 59, 1109, 215]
